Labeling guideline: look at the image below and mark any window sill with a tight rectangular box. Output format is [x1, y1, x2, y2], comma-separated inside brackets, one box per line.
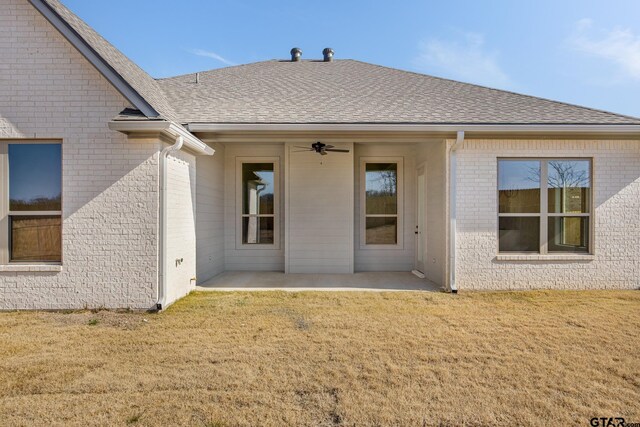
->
[0, 264, 62, 272]
[495, 254, 594, 262]
[235, 244, 281, 251]
[359, 244, 404, 250]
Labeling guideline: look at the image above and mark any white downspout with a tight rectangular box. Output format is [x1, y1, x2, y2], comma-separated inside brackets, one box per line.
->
[156, 136, 184, 310]
[449, 130, 465, 294]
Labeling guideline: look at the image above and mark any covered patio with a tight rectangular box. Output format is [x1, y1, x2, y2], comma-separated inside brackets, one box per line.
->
[198, 271, 441, 292]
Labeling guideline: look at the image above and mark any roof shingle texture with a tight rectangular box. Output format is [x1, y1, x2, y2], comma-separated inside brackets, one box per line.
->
[157, 60, 640, 125]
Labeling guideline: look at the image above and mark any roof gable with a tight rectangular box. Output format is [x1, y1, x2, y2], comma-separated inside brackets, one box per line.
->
[29, 0, 176, 121]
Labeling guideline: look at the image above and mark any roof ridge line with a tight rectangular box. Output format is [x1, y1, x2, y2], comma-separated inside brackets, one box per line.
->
[156, 60, 279, 81]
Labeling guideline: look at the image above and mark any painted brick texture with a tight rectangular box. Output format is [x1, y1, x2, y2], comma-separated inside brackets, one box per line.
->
[455, 139, 640, 290]
[0, 0, 160, 309]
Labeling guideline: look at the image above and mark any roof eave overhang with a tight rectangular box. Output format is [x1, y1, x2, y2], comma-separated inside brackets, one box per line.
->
[28, 0, 160, 118]
[109, 120, 214, 155]
[185, 123, 640, 139]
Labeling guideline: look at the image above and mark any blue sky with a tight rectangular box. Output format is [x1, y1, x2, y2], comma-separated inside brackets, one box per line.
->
[63, 0, 640, 117]
[499, 160, 540, 191]
[9, 144, 61, 201]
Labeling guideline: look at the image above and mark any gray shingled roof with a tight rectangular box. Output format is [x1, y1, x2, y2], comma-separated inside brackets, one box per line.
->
[41, 0, 178, 121]
[157, 60, 640, 125]
[37, 1, 640, 126]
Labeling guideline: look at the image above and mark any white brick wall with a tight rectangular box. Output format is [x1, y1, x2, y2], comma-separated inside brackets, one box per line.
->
[456, 139, 640, 290]
[0, 0, 160, 309]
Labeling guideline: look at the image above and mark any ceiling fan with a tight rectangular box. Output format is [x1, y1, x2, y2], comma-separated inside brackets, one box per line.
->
[294, 141, 350, 156]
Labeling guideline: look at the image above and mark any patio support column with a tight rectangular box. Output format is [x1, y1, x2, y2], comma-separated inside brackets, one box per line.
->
[448, 131, 465, 293]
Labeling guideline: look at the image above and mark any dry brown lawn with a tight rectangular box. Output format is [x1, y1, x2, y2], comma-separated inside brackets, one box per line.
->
[0, 290, 639, 426]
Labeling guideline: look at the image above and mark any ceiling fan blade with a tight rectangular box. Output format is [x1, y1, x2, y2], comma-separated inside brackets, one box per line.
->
[294, 146, 312, 150]
[320, 150, 328, 156]
[324, 148, 350, 153]
[324, 144, 335, 149]
[292, 149, 313, 153]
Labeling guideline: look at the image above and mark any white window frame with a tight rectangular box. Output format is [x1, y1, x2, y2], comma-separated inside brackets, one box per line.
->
[0, 140, 63, 265]
[497, 157, 593, 255]
[359, 157, 404, 249]
[235, 157, 280, 250]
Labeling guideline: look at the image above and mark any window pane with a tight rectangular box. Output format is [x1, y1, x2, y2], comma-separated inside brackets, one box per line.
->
[548, 160, 591, 214]
[366, 163, 397, 215]
[9, 144, 62, 211]
[498, 160, 540, 213]
[11, 216, 61, 262]
[242, 216, 274, 244]
[366, 217, 397, 245]
[242, 163, 274, 215]
[548, 217, 589, 253]
[499, 217, 539, 252]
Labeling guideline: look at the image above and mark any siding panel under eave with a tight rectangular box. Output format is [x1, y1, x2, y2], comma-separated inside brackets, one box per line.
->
[196, 142, 225, 283]
[287, 142, 354, 274]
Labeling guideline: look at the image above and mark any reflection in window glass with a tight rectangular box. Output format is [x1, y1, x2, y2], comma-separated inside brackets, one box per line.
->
[548, 217, 589, 253]
[498, 160, 540, 213]
[499, 217, 539, 252]
[366, 217, 397, 245]
[548, 160, 591, 214]
[8, 143, 62, 263]
[497, 158, 592, 254]
[241, 162, 275, 245]
[10, 216, 61, 261]
[365, 162, 399, 245]
[365, 163, 397, 215]
[242, 163, 274, 215]
[242, 216, 274, 244]
[9, 144, 62, 211]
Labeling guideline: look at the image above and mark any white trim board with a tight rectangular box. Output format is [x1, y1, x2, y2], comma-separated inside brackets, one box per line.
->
[108, 121, 213, 155]
[186, 123, 640, 135]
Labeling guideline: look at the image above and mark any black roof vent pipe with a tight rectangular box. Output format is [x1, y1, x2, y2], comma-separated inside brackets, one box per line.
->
[322, 48, 334, 62]
[290, 47, 302, 62]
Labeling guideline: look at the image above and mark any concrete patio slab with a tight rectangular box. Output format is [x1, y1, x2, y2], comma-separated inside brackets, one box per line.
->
[197, 271, 442, 292]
